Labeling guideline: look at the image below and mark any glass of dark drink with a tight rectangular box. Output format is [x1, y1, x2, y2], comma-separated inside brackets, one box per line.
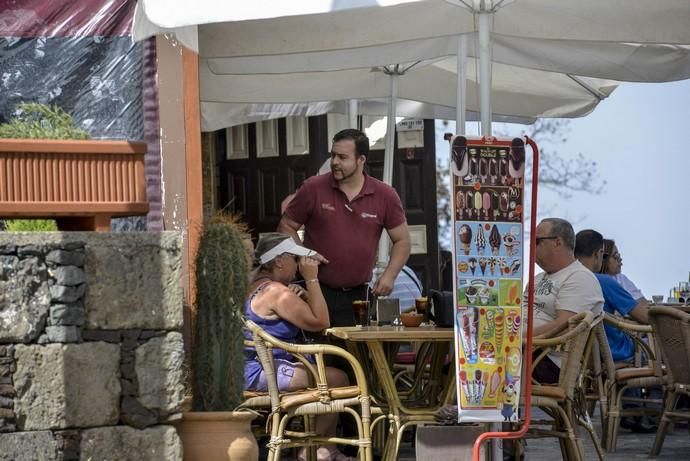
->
[351, 300, 370, 327]
[415, 297, 430, 322]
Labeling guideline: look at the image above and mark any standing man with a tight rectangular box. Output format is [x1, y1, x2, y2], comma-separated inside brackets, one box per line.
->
[278, 128, 411, 326]
[523, 218, 603, 382]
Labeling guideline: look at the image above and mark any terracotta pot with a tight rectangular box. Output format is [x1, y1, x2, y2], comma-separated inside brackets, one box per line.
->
[177, 411, 258, 461]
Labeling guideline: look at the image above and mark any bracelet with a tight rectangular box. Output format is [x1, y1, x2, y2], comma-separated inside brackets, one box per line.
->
[305, 279, 319, 284]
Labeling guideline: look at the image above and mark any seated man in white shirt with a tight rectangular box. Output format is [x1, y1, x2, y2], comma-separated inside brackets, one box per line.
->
[522, 218, 604, 383]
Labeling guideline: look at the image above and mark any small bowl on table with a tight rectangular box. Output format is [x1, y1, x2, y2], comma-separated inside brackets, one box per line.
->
[400, 312, 424, 327]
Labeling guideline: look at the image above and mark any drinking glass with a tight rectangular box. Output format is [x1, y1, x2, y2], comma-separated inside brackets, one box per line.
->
[351, 300, 370, 327]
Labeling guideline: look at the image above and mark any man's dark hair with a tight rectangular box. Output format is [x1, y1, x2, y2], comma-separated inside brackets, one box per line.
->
[541, 217, 575, 250]
[574, 229, 604, 258]
[333, 128, 369, 157]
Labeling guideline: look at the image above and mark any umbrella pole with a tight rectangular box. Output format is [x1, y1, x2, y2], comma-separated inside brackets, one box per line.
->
[376, 72, 399, 269]
[456, 34, 468, 135]
[478, 11, 492, 136]
[383, 73, 398, 186]
[348, 99, 359, 129]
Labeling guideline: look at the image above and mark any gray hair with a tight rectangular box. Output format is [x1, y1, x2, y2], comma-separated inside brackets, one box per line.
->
[541, 218, 575, 250]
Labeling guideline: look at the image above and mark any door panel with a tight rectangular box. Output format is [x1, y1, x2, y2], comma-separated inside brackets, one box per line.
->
[215, 117, 439, 292]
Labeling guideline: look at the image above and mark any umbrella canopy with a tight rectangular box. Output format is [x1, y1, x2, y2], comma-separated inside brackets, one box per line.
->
[135, 0, 690, 133]
[135, 0, 690, 53]
[200, 55, 618, 131]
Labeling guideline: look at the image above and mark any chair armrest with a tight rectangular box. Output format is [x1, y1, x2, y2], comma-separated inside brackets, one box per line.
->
[604, 313, 652, 333]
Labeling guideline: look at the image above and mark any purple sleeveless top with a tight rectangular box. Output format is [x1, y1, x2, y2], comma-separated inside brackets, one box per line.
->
[243, 281, 302, 390]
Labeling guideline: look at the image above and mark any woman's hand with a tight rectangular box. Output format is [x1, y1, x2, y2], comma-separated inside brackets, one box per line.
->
[288, 283, 309, 301]
[298, 256, 319, 281]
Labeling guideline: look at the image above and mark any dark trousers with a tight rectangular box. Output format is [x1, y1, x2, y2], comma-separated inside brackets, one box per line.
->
[320, 283, 369, 327]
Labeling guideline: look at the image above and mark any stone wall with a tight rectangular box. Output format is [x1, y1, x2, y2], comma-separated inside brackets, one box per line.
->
[0, 232, 184, 461]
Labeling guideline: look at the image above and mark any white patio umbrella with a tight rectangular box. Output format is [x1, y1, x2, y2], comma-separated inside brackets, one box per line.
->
[135, 0, 690, 173]
[199, 56, 618, 130]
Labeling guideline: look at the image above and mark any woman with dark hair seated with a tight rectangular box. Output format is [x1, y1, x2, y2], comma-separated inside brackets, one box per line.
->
[243, 232, 354, 461]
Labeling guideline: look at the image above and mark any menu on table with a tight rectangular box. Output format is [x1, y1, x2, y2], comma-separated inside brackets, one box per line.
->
[451, 136, 525, 423]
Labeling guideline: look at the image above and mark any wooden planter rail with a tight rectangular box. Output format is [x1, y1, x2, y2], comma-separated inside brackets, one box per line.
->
[0, 139, 148, 230]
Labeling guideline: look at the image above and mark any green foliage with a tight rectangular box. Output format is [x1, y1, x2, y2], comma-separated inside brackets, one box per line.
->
[0, 102, 90, 140]
[192, 213, 251, 411]
[3, 219, 58, 231]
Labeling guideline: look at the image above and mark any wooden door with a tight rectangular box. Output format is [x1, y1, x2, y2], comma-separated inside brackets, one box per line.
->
[215, 116, 439, 292]
[366, 119, 440, 292]
[216, 116, 328, 236]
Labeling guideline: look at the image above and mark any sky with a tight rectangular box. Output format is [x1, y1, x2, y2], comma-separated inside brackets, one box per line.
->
[435, 79, 690, 299]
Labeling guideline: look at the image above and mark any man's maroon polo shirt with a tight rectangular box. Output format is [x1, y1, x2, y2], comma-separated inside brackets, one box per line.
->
[284, 173, 406, 288]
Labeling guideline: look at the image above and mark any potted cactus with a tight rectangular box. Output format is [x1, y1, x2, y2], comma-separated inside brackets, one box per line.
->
[177, 213, 258, 461]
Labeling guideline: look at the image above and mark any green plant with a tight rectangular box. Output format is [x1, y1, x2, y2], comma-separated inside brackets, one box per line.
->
[3, 219, 58, 231]
[0, 103, 88, 231]
[192, 213, 251, 411]
[0, 102, 90, 139]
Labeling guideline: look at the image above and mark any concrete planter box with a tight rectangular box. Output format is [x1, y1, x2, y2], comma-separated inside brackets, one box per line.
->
[0, 139, 148, 230]
[416, 424, 492, 460]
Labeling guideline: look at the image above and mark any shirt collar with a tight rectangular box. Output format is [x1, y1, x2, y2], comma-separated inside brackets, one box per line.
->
[329, 171, 375, 198]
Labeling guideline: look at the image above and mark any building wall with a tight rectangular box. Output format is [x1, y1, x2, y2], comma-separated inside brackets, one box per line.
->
[0, 232, 184, 461]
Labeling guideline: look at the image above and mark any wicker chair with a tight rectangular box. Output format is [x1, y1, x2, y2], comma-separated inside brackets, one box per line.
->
[522, 311, 594, 461]
[648, 306, 690, 456]
[599, 313, 664, 452]
[244, 319, 373, 461]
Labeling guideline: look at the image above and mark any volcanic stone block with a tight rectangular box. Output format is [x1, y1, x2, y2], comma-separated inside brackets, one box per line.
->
[80, 425, 181, 461]
[135, 332, 184, 416]
[0, 431, 59, 461]
[0, 255, 51, 343]
[50, 266, 86, 286]
[13, 343, 120, 430]
[46, 250, 85, 267]
[83, 233, 183, 330]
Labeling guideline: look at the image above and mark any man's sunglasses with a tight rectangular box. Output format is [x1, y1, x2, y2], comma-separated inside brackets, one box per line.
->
[535, 236, 559, 245]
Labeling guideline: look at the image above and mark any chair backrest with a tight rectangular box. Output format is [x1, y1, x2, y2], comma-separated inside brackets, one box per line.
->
[532, 311, 594, 397]
[243, 318, 370, 410]
[649, 307, 690, 385]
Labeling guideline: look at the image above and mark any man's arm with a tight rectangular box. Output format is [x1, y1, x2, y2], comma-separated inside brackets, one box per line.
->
[627, 300, 649, 324]
[373, 222, 411, 296]
[532, 310, 575, 337]
[277, 214, 329, 264]
[277, 214, 302, 243]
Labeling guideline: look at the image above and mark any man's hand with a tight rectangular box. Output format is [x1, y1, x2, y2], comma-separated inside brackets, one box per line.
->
[372, 271, 395, 296]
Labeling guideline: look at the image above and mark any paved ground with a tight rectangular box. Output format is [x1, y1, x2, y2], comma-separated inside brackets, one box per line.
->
[397, 409, 690, 460]
[269, 409, 690, 460]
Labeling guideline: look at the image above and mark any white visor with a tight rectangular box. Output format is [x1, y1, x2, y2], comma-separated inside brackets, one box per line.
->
[259, 238, 315, 265]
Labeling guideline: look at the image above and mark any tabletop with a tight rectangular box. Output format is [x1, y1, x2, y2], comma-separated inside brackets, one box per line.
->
[325, 325, 454, 341]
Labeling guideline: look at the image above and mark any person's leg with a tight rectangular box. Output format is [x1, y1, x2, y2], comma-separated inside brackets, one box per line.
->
[288, 365, 354, 461]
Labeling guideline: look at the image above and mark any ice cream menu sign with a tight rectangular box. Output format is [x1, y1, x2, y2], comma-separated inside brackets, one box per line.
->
[451, 136, 526, 423]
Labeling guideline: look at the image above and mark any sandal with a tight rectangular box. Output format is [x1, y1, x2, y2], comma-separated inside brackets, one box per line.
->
[297, 446, 357, 461]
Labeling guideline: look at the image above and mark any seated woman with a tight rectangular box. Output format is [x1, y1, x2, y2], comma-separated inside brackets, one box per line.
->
[244, 232, 354, 461]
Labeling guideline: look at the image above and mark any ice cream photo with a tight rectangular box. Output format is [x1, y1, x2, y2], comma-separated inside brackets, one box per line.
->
[458, 223, 472, 255]
[489, 224, 501, 255]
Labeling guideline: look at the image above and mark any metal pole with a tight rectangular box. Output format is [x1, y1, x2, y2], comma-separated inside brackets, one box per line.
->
[382, 73, 398, 186]
[348, 99, 358, 128]
[456, 34, 467, 135]
[377, 72, 399, 267]
[478, 11, 492, 136]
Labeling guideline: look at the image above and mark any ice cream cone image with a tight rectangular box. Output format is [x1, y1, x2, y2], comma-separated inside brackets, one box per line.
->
[479, 257, 487, 275]
[503, 231, 518, 257]
[475, 225, 487, 254]
[468, 257, 478, 275]
[505, 313, 514, 340]
[487, 257, 497, 276]
[489, 369, 501, 398]
[459, 224, 472, 255]
[495, 313, 505, 352]
[489, 224, 501, 255]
